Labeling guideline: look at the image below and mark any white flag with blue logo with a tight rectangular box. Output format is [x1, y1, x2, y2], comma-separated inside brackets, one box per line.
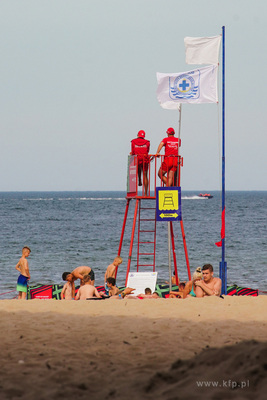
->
[184, 36, 221, 65]
[156, 65, 218, 109]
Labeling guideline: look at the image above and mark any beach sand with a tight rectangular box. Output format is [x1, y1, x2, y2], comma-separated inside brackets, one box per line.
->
[0, 296, 266, 400]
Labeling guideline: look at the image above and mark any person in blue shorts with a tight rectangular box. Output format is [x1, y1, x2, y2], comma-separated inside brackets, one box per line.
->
[15, 246, 31, 300]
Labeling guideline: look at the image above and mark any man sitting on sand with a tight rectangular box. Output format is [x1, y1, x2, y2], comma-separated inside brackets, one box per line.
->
[75, 275, 101, 300]
[194, 264, 222, 297]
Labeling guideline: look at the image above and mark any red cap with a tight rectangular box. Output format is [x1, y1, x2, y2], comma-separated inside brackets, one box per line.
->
[166, 127, 175, 135]
[137, 130, 145, 138]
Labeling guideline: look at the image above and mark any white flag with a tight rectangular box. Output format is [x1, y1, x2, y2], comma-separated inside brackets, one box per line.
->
[156, 65, 218, 109]
[184, 36, 221, 65]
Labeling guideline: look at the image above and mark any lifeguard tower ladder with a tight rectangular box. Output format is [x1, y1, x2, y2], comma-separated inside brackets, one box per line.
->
[117, 154, 191, 286]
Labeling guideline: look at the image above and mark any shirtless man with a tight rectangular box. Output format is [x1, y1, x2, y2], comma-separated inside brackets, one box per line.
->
[75, 275, 101, 300]
[15, 246, 31, 300]
[70, 266, 95, 286]
[195, 264, 222, 297]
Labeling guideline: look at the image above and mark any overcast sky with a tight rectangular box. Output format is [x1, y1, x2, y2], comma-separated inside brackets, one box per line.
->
[0, 0, 266, 191]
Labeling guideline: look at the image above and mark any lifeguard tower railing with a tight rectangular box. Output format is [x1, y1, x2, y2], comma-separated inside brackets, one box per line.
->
[117, 154, 191, 286]
[126, 154, 183, 198]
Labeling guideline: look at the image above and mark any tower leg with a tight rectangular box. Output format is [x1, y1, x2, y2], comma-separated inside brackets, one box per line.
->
[170, 221, 179, 285]
[168, 222, 172, 291]
[125, 199, 139, 286]
[180, 219, 191, 280]
[116, 199, 131, 279]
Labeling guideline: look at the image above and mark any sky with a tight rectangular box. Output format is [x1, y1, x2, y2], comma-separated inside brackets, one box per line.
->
[0, 0, 266, 191]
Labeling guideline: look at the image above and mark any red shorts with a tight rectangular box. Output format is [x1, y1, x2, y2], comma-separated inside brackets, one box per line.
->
[161, 157, 178, 173]
[138, 161, 149, 172]
[135, 156, 149, 172]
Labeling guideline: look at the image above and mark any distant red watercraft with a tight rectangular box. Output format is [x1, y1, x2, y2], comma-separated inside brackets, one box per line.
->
[198, 193, 213, 199]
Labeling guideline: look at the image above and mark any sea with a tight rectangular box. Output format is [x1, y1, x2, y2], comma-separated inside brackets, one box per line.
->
[0, 191, 266, 299]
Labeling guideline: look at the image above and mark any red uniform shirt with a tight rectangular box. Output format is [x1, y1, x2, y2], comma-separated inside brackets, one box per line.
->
[161, 136, 181, 172]
[131, 138, 150, 165]
[162, 136, 181, 158]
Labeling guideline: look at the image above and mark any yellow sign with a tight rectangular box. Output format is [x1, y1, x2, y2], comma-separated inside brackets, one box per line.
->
[156, 187, 181, 222]
[158, 190, 179, 211]
[159, 213, 179, 219]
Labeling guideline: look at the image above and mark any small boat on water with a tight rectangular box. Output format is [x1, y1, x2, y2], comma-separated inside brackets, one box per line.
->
[198, 193, 213, 199]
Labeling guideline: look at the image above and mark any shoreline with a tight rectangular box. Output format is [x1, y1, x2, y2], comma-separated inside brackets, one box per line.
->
[1, 297, 266, 399]
[1, 295, 267, 320]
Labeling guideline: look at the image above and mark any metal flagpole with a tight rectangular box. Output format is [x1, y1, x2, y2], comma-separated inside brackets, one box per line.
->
[168, 104, 182, 292]
[168, 221, 172, 291]
[177, 104, 182, 185]
[178, 104, 182, 141]
[220, 25, 227, 294]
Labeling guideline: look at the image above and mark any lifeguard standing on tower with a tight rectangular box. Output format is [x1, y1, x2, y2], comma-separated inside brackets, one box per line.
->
[156, 127, 181, 187]
[130, 130, 150, 196]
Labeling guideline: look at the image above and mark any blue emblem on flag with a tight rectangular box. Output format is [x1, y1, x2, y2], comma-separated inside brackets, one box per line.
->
[169, 70, 200, 100]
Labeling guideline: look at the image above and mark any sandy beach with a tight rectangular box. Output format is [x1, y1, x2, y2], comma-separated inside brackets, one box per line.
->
[0, 296, 266, 400]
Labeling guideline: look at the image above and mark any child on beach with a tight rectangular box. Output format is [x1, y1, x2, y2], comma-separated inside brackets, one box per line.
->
[165, 269, 180, 286]
[15, 246, 31, 300]
[106, 277, 120, 296]
[61, 272, 75, 300]
[75, 275, 102, 300]
[104, 256, 123, 290]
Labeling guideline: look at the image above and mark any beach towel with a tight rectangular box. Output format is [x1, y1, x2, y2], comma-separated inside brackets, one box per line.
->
[227, 284, 258, 296]
[155, 283, 179, 298]
[27, 284, 106, 299]
[156, 283, 259, 297]
[27, 284, 64, 300]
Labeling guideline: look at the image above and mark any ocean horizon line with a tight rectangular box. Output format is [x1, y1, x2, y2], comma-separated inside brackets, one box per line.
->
[0, 189, 266, 193]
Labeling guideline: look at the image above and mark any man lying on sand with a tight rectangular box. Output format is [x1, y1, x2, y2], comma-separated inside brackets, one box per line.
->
[123, 288, 160, 299]
[109, 287, 136, 299]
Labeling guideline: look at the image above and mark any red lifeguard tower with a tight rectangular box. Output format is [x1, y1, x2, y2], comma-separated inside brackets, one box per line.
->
[117, 151, 191, 287]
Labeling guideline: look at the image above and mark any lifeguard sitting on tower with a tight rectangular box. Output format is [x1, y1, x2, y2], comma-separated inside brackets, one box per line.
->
[130, 130, 150, 196]
[155, 127, 181, 187]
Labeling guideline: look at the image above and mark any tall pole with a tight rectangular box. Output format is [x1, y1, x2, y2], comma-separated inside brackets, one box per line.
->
[220, 25, 227, 294]
[168, 221, 172, 291]
[177, 104, 182, 142]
